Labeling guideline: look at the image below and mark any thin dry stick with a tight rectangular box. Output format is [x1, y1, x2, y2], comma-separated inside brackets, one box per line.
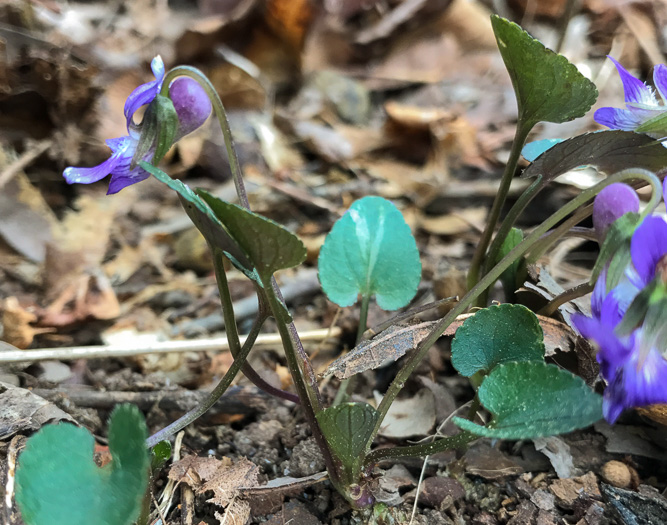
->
[0, 328, 341, 364]
[0, 139, 52, 190]
[409, 402, 474, 525]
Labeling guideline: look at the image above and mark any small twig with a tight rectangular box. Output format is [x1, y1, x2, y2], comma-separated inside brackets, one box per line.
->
[0, 328, 340, 364]
[409, 402, 472, 525]
[31, 385, 270, 414]
[0, 139, 52, 191]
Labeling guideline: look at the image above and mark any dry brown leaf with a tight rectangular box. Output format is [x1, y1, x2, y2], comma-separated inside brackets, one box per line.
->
[384, 101, 452, 130]
[0, 171, 57, 263]
[440, 0, 496, 50]
[265, 0, 314, 53]
[323, 321, 439, 380]
[169, 456, 222, 486]
[324, 309, 581, 381]
[39, 193, 130, 327]
[1, 297, 39, 349]
[169, 454, 259, 524]
[204, 458, 258, 504]
[417, 208, 487, 236]
[377, 388, 436, 438]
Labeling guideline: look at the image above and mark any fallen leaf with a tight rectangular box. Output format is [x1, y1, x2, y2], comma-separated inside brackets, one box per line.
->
[0, 171, 57, 263]
[323, 321, 439, 380]
[377, 388, 436, 438]
[0, 381, 76, 440]
[1, 297, 45, 349]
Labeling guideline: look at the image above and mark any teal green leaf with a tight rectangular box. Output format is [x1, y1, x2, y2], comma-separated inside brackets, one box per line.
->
[451, 304, 544, 377]
[491, 15, 597, 126]
[15, 404, 149, 525]
[318, 196, 421, 310]
[197, 189, 307, 281]
[522, 131, 667, 182]
[454, 362, 603, 439]
[317, 402, 377, 468]
[521, 139, 564, 162]
[140, 162, 254, 275]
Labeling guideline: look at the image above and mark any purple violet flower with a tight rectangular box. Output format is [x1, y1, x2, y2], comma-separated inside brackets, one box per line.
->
[594, 57, 667, 133]
[630, 215, 667, 288]
[592, 183, 640, 240]
[574, 215, 667, 422]
[124, 56, 166, 129]
[64, 58, 212, 194]
[573, 273, 667, 422]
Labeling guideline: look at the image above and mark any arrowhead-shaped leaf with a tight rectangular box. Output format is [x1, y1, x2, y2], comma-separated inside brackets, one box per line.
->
[197, 189, 307, 281]
[491, 15, 597, 126]
[141, 162, 254, 275]
[454, 361, 603, 439]
[451, 304, 545, 377]
[522, 131, 667, 182]
[317, 402, 377, 468]
[16, 404, 149, 525]
[318, 196, 421, 310]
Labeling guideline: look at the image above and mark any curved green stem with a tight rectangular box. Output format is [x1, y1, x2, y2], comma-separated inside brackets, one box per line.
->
[356, 294, 371, 343]
[161, 66, 249, 209]
[363, 168, 663, 457]
[477, 175, 543, 305]
[526, 203, 592, 264]
[212, 248, 299, 403]
[365, 431, 476, 465]
[260, 277, 345, 491]
[537, 282, 594, 317]
[528, 168, 662, 264]
[145, 314, 265, 448]
[468, 122, 533, 290]
[334, 294, 371, 406]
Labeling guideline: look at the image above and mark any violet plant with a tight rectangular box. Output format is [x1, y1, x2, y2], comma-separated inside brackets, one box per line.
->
[14, 15, 667, 524]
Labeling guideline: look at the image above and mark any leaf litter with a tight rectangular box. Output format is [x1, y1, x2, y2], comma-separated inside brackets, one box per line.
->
[2, 0, 667, 523]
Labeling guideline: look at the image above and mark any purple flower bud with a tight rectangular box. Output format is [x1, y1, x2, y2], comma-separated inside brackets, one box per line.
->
[171, 78, 212, 138]
[64, 60, 211, 194]
[593, 183, 639, 240]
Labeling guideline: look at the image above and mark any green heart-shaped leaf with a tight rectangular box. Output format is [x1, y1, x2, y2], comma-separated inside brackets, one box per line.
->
[491, 15, 597, 126]
[454, 362, 602, 439]
[522, 131, 667, 182]
[317, 402, 377, 469]
[318, 196, 421, 310]
[451, 304, 545, 377]
[16, 404, 149, 525]
[140, 162, 254, 275]
[197, 189, 307, 281]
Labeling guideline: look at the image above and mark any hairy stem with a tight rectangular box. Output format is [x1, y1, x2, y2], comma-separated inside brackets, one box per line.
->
[261, 278, 344, 488]
[365, 431, 476, 465]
